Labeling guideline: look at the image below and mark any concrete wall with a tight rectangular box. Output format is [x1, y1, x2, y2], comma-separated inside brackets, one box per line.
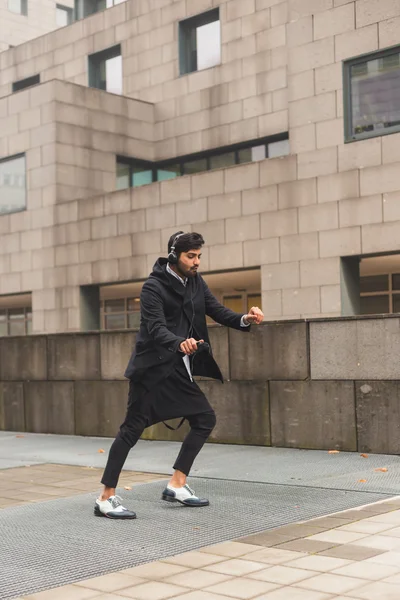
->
[1, 0, 400, 330]
[0, 0, 74, 52]
[2, 316, 400, 454]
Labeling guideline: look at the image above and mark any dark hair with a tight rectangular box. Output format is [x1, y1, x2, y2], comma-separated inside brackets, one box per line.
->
[168, 231, 205, 256]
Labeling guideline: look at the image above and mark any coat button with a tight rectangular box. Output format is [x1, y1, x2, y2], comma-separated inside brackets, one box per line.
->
[158, 356, 163, 360]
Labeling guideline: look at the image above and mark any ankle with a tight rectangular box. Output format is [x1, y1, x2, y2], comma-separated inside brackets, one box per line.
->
[100, 488, 115, 501]
[169, 478, 186, 489]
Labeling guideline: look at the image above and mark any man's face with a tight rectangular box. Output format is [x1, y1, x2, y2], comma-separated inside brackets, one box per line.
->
[176, 248, 202, 278]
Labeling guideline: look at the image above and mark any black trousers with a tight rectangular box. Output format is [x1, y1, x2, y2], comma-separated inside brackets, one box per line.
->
[101, 365, 216, 489]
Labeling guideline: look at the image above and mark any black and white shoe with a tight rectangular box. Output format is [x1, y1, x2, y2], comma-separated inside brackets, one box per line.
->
[94, 495, 136, 519]
[162, 484, 209, 507]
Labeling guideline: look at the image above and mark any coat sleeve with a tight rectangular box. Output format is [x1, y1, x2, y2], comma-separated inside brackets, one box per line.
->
[202, 278, 250, 332]
[140, 283, 186, 352]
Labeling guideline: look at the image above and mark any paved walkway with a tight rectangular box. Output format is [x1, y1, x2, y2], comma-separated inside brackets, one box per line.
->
[10, 496, 400, 600]
[2, 432, 400, 599]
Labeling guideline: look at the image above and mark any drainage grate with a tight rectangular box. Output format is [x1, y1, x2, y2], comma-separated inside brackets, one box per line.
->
[1, 478, 389, 600]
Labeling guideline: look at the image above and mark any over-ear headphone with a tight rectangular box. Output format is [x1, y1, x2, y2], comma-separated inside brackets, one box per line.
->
[167, 232, 185, 264]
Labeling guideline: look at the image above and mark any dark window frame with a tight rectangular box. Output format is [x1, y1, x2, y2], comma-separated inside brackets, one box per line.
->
[117, 133, 289, 188]
[344, 44, 400, 143]
[88, 44, 121, 91]
[12, 74, 40, 92]
[179, 8, 220, 75]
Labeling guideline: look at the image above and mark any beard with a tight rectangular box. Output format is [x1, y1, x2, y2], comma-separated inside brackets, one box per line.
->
[177, 261, 198, 279]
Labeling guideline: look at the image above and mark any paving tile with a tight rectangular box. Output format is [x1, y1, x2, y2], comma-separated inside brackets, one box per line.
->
[306, 530, 368, 544]
[248, 565, 317, 585]
[199, 542, 262, 557]
[296, 572, 366, 594]
[274, 539, 337, 554]
[360, 503, 399, 515]
[269, 524, 329, 538]
[327, 597, 361, 600]
[166, 592, 239, 600]
[337, 521, 395, 535]
[84, 596, 134, 600]
[123, 563, 190, 579]
[333, 561, 399, 581]
[306, 515, 362, 527]
[286, 555, 352, 572]
[364, 551, 400, 567]
[249, 587, 332, 599]
[76, 573, 145, 592]
[238, 532, 299, 546]
[162, 551, 226, 568]
[364, 511, 400, 524]
[240, 548, 307, 565]
[205, 576, 279, 599]
[204, 558, 266, 576]
[164, 569, 233, 588]
[352, 534, 400, 551]
[382, 526, 400, 538]
[328, 511, 377, 521]
[346, 580, 400, 599]
[23, 585, 101, 599]
[116, 581, 187, 599]
[384, 500, 400, 508]
[382, 572, 400, 583]
[319, 545, 385, 561]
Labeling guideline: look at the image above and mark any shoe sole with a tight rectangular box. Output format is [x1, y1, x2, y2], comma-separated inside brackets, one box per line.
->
[161, 494, 209, 507]
[94, 505, 136, 519]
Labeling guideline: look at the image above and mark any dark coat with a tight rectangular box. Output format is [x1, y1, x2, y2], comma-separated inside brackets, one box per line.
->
[124, 258, 249, 386]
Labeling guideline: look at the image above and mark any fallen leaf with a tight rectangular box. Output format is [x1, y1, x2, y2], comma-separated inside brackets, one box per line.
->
[15, 435, 24, 438]
[375, 468, 388, 473]
[360, 454, 369, 458]
[124, 486, 132, 491]
[328, 450, 340, 454]
[98, 449, 105, 453]
[359, 479, 367, 483]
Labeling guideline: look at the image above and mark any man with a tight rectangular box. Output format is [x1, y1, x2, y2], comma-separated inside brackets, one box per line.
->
[95, 231, 264, 519]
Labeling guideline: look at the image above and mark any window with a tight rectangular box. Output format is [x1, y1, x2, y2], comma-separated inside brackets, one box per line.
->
[88, 45, 122, 95]
[101, 297, 140, 330]
[0, 155, 26, 215]
[116, 134, 289, 190]
[132, 164, 152, 187]
[360, 273, 400, 315]
[8, 0, 27, 15]
[12, 74, 40, 93]
[116, 162, 130, 190]
[56, 4, 73, 26]
[345, 47, 400, 142]
[179, 9, 220, 75]
[157, 164, 180, 182]
[182, 158, 208, 175]
[0, 306, 32, 336]
[75, 0, 125, 19]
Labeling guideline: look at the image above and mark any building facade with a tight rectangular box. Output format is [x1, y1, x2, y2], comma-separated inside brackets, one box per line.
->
[1, 0, 400, 335]
[0, 0, 75, 52]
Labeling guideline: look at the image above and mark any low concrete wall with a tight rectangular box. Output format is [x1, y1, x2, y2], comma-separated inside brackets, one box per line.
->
[1, 315, 400, 454]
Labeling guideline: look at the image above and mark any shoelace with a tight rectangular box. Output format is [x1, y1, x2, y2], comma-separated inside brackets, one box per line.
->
[184, 484, 195, 496]
[108, 495, 124, 509]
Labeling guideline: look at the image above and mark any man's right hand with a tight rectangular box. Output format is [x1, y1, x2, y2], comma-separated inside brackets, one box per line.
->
[180, 338, 204, 355]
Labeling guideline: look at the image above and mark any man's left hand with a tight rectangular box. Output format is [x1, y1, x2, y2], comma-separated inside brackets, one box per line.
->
[244, 306, 264, 325]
